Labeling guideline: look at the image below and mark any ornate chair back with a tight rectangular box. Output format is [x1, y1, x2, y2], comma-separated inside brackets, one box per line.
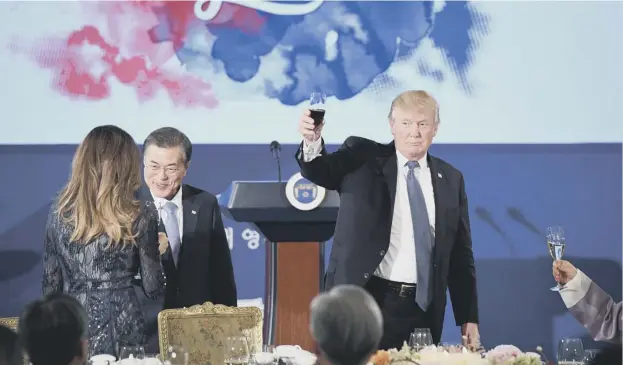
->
[158, 302, 263, 365]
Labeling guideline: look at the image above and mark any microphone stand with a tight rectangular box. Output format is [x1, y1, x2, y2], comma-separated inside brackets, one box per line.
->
[269, 141, 282, 183]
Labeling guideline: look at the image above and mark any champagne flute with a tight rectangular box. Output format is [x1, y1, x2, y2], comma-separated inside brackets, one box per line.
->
[546, 225, 566, 291]
[309, 92, 326, 127]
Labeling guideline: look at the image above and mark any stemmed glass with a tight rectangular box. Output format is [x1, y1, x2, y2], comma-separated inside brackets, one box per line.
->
[582, 349, 598, 364]
[309, 92, 326, 127]
[252, 345, 278, 365]
[118, 345, 145, 361]
[224, 336, 250, 365]
[437, 343, 462, 353]
[161, 345, 188, 365]
[557, 338, 583, 365]
[546, 225, 566, 291]
[409, 328, 433, 351]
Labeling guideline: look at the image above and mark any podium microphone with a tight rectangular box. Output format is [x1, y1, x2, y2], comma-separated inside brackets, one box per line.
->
[269, 140, 282, 182]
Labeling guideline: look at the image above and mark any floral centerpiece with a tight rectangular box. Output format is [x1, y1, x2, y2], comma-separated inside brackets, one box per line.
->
[485, 345, 542, 365]
[369, 343, 544, 365]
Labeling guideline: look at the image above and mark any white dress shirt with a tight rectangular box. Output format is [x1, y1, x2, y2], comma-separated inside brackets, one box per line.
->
[151, 187, 184, 241]
[301, 138, 436, 284]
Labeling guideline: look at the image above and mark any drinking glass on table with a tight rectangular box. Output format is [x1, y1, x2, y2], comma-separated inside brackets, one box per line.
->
[546, 225, 566, 291]
[161, 345, 188, 365]
[251, 345, 278, 365]
[118, 345, 145, 361]
[582, 349, 598, 364]
[557, 338, 584, 365]
[309, 92, 327, 127]
[438, 342, 463, 353]
[224, 336, 250, 365]
[409, 328, 433, 351]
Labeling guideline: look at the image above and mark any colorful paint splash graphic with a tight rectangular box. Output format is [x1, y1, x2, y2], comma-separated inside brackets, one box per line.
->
[7, 1, 489, 108]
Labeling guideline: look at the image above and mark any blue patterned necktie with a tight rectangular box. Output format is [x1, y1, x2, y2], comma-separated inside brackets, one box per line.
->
[162, 201, 181, 266]
[406, 161, 433, 310]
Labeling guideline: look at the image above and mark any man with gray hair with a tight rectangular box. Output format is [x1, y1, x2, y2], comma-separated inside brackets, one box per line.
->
[310, 285, 383, 365]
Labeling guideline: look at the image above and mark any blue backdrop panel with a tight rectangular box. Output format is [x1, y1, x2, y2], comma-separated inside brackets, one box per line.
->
[0, 143, 620, 357]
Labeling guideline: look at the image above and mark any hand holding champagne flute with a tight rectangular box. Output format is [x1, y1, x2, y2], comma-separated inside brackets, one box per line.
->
[546, 225, 566, 291]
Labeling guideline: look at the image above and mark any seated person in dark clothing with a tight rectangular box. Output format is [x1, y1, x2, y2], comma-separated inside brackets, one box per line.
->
[18, 293, 88, 365]
[0, 325, 17, 365]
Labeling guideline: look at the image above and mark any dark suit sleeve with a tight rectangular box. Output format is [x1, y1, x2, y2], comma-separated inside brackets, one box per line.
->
[296, 136, 370, 190]
[208, 200, 238, 306]
[447, 173, 479, 325]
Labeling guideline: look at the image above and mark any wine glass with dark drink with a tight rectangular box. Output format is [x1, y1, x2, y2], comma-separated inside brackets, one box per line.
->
[309, 92, 326, 126]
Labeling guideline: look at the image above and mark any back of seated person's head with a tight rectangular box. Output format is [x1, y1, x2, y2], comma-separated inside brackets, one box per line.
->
[310, 285, 383, 365]
[589, 345, 622, 365]
[18, 293, 88, 365]
[0, 325, 18, 365]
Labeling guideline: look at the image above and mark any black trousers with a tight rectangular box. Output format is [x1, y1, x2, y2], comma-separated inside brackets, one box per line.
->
[364, 276, 432, 350]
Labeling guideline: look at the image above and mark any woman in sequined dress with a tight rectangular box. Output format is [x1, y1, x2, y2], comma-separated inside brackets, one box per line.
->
[42, 125, 166, 357]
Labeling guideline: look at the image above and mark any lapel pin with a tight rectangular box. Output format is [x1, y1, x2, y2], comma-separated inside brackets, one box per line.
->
[437, 173, 443, 178]
[191, 210, 197, 215]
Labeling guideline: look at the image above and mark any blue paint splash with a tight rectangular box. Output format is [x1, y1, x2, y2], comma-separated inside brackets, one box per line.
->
[150, 1, 489, 105]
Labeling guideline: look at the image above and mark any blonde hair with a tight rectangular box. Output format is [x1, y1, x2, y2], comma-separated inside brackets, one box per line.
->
[56, 125, 142, 247]
[388, 90, 440, 124]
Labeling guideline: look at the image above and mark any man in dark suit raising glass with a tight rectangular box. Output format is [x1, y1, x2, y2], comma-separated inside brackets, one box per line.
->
[295, 90, 480, 350]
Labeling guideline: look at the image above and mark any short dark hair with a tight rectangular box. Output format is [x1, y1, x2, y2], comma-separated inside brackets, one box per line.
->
[0, 325, 18, 365]
[143, 127, 193, 164]
[18, 293, 87, 365]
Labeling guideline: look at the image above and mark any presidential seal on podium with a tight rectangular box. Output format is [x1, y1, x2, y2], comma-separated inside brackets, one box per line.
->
[285, 172, 326, 211]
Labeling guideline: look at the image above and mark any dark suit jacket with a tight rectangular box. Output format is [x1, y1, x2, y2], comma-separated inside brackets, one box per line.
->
[296, 136, 478, 343]
[135, 184, 237, 352]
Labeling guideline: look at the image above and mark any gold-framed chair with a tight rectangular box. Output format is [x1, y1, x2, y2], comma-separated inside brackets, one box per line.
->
[0, 317, 18, 331]
[158, 302, 262, 365]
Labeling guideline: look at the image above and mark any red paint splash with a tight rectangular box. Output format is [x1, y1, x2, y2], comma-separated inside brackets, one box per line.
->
[7, 1, 267, 108]
[12, 25, 217, 109]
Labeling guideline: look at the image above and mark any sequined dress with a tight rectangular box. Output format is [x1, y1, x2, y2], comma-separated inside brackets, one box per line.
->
[42, 204, 166, 357]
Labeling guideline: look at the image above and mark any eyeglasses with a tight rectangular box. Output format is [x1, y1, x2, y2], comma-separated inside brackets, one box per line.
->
[145, 164, 182, 175]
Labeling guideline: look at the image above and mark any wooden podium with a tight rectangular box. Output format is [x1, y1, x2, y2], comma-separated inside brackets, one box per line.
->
[218, 181, 339, 352]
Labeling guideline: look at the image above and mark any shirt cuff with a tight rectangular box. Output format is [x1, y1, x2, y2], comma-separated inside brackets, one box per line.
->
[302, 138, 323, 162]
[560, 269, 592, 308]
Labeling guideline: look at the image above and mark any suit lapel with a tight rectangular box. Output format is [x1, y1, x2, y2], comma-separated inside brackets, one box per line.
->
[381, 154, 398, 213]
[181, 184, 198, 247]
[178, 185, 198, 273]
[427, 156, 447, 251]
[378, 142, 398, 214]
